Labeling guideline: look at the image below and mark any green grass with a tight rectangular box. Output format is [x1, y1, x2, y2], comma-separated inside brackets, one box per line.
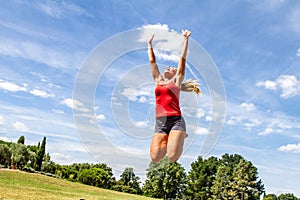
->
[0, 169, 155, 200]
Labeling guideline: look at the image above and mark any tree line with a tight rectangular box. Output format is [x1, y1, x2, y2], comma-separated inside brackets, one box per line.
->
[0, 136, 299, 200]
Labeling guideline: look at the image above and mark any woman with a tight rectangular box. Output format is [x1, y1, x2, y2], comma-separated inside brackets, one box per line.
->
[148, 30, 200, 163]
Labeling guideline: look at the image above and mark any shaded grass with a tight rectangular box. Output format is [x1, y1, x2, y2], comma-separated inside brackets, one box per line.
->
[0, 169, 155, 200]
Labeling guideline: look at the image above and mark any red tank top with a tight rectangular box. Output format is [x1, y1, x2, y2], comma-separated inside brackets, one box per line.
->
[155, 81, 182, 118]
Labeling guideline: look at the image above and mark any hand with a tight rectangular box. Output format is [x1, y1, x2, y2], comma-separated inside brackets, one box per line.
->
[148, 34, 154, 45]
[182, 30, 191, 38]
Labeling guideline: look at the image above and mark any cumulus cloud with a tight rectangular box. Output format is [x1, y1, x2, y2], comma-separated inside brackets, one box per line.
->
[30, 89, 55, 98]
[121, 87, 153, 103]
[258, 118, 288, 136]
[256, 75, 300, 99]
[226, 115, 242, 126]
[139, 23, 183, 62]
[134, 121, 149, 128]
[243, 119, 261, 131]
[195, 127, 210, 135]
[241, 102, 256, 111]
[278, 143, 300, 153]
[297, 48, 300, 57]
[13, 122, 29, 132]
[61, 98, 89, 112]
[96, 114, 106, 120]
[0, 79, 27, 92]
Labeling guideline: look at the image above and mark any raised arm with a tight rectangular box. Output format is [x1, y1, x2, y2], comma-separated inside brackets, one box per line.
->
[176, 30, 191, 82]
[148, 34, 162, 83]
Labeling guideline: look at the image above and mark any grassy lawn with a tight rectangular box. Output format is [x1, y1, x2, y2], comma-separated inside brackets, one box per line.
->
[0, 169, 155, 200]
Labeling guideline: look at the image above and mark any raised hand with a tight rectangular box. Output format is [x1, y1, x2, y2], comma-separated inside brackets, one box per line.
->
[148, 34, 155, 45]
[182, 30, 191, 38]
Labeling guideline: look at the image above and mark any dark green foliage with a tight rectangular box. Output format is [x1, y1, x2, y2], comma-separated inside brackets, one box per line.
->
[143, 157, 187, 200]
[264, 194, 278, 200]
[10, 143, 30, 168]
[278, 193, 300, 200]
[1, 137, 299, 199]
[210, 155, 265, 200]
[0, 144, 11, 167]
[187, 156, 219, 199]
[36, 137, 46, 171]
[17, 136, 25, 144]
[118, 167, 142, 194]
[78, 167, 114, 189]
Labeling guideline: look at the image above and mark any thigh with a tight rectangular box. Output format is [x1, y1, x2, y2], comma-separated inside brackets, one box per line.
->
[167, 130, 186, 150]
[150, 133, 168, 163]
[150, 133, 168, 151]
[167, 130, 186, 162]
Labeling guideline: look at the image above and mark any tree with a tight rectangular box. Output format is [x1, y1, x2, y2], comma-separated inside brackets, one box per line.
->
[211, 165, 233, 199]
[210, 155, 265, 200]
[0, 144, 11, 167]
[278, 193, 300, 200]
[230, 159, 264, 199]
[119, 167, 142, 194]
[78, 168, 114, 189]
[36, 137, 46, 171]
[187, 156, 219, 199]
[143, 157, 187, 199]
[10, 143, 30, 168]
[264, 194, 278, 200]
[17, 136, 25, 144]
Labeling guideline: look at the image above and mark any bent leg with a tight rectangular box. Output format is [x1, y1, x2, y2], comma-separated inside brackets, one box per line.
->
[167, 130, 186, 162]
[150, 133, 168, 163]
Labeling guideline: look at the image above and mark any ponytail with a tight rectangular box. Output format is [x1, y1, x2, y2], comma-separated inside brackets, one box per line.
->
[181, 79, 202, 95]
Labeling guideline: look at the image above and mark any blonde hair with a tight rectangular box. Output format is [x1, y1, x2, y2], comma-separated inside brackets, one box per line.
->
[181, 79, 202, 95]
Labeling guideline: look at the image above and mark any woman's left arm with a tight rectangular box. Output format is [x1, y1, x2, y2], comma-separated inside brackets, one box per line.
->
[176, 30, 191, 84]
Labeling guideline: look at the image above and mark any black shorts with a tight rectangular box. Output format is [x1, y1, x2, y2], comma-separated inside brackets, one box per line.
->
[154, 116, 186, 134]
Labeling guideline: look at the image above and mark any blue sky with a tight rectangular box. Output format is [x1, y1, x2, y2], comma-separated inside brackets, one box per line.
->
[0, 0, 300, 196]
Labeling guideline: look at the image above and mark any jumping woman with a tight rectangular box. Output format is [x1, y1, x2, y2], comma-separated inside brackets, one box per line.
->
[148, 30, 201, 163]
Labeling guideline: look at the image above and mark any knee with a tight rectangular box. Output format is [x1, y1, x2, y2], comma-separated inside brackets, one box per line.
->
[168, 151, 179, 162]
[151, 156, 162, 164]
[150, 151, 165, 164]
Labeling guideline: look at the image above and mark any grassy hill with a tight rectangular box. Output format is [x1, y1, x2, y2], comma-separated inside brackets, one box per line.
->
[0, 169, 155, 200]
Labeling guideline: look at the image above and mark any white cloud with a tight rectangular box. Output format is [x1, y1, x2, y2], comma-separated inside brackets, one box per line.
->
[258, 122, 283, 136]
[243, 119, 261, 131]
[139, 24, 183, 62]
[226, 115, 242, 126]
[13, 122, 29, 132]
[205, 116, 213, 122]
[256, 75, 300, 98]
[30, 89, 55, 98]
[0, 79, 27, 92]
[297, 48, 300, 57]
[155, 49, 179, 63]
[278, 143, 300, 153]
[196, 108, 205, 118]
[241, 102, 256, 111]
[121, 87, 152, 103]
[256, 80, 277, 90]
[134, 121, 149, 128]
[195, 127, 210, 135]
[96, 114, 106, 120]
[61, 98, 89, 112]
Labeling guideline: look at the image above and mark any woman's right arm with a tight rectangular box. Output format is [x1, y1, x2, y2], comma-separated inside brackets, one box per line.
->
[148, 34, 162, 82]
